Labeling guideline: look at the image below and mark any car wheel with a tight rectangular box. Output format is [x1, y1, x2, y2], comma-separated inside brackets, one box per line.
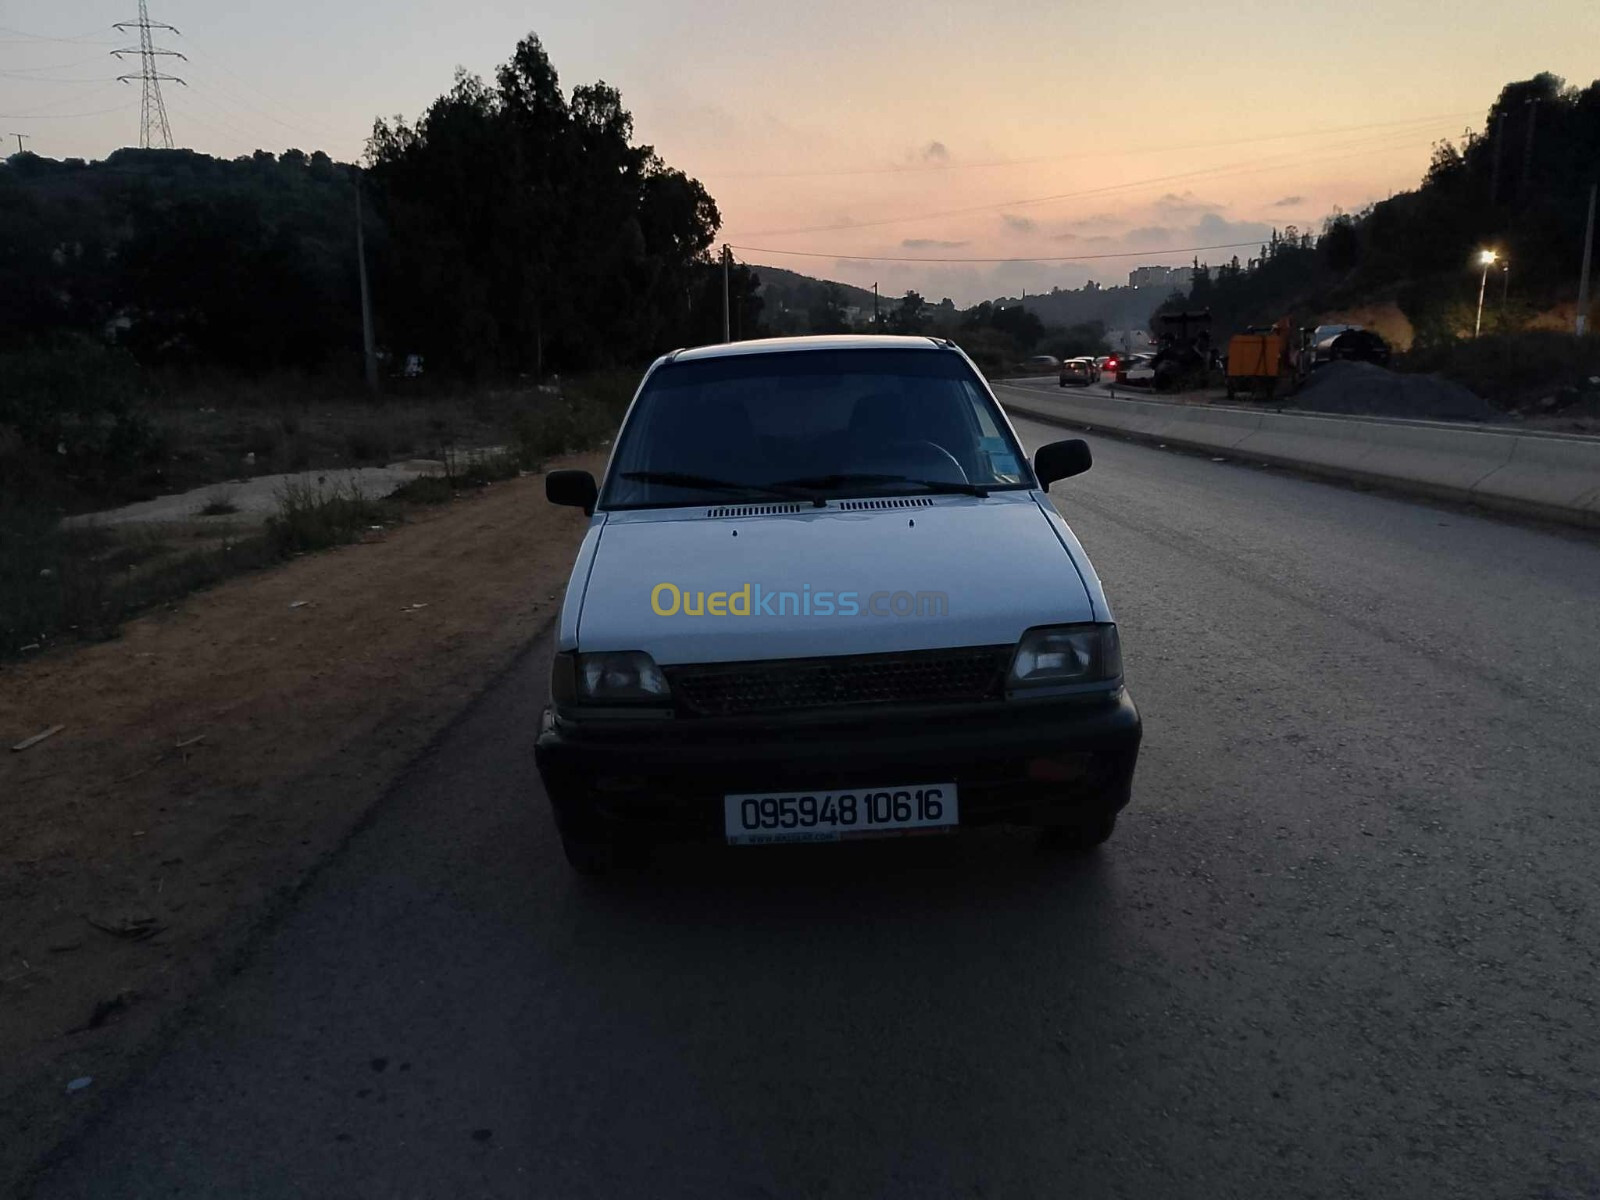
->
[1037, 814, 1117, 854]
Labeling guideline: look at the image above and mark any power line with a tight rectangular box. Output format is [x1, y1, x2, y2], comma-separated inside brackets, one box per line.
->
[729, 240, 1268, 264]
[161, 88, 291, 151]
[179, 52, 351, 145]
[0, 84, 126, 117]
[703, 111, 1478, 180]
[0, 24, 120, 44]
[112, 0, 185, 149]
[0, 103, 134, 120]
[731, 127, 1448, 239]
[0, 54, 121, 73]
[0, 80, 128, 118]
[0, 72, 122, 84]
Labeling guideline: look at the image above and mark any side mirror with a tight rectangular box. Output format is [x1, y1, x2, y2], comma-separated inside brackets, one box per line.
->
[546, 469, 598, 515]
[1033, 439, 1092, 489]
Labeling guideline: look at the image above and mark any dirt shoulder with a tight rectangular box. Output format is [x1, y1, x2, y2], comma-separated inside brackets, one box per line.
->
[0, 454, 603, 1192]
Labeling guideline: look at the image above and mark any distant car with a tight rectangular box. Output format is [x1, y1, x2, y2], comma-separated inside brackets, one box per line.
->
[1310, 324, 1358, 347]
[1116, 354, 1156, 386]
[1094, 355, 1114, 376]
[1058, 357, 1097, 387]
[1312, 327, 1391, 368]
[1022, 355, 1062, 374]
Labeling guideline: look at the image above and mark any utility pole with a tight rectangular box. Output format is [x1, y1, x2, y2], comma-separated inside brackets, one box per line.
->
[1488, 112, 1504, 204]
[1474, 251, 1496, 339]
[1519, 97, 1540, 200]
[1577, 182, 1596, 337]
[112, 0, 186, 149]
[355, 176, 378, 393]
[721, 245, 731, 343]
[9, 133, 29, 155]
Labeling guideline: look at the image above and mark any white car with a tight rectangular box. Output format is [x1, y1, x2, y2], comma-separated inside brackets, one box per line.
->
[1117, 353, 1156, 386]
[538, 335, 1142, 872]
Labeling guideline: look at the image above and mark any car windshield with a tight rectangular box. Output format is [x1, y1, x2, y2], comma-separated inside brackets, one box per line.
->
[600, 348, 1031, 509]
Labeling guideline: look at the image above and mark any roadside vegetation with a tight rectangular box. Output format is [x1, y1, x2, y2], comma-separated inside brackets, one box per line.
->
[1148, 73, 1600, 408]
[1398, 331, 1600, 412]
[0, 349, 632, 660]
[0, 34, 693, 662]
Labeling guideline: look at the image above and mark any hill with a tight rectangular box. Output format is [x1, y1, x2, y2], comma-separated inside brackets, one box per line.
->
[998, 284, 1172, 334]
[752, 264, 881, 317]
[1160, 72, 1600, 348]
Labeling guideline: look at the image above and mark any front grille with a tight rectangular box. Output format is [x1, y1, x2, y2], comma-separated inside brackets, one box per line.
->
[664, 645, 1012, 718]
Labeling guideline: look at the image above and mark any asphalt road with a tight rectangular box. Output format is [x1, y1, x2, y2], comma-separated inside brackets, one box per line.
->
[31, 413, 1600, 1199]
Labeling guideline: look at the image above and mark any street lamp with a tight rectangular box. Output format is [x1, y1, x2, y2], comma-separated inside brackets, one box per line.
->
[1474, 249, 1497, 338]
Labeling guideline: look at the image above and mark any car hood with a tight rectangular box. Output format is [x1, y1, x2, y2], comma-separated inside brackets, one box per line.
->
[571, 493, 1095, 664]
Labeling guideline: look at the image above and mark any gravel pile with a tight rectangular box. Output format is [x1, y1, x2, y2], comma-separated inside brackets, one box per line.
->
[1292, 360, 1500, 423]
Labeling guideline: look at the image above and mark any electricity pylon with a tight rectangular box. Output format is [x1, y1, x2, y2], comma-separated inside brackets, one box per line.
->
[112, 1, 186, 149]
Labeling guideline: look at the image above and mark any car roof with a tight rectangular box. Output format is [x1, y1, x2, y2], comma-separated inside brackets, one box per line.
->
[669, 334, 949, 363]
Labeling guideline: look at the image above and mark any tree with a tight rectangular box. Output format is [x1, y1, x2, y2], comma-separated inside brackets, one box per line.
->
[1320, 213, 1360, 273]
[990, 303, 1044, 351]
[807, 284, 849, 334]
[889, 290, 925, 335]
[365, 33, 722, 375]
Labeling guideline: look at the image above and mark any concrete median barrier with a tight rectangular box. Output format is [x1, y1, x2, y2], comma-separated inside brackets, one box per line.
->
[997, 383, 1600, 529]
[1162, 406, 1264, 451]
[1348, 422, 1518, 501]
[1472, 433, 1600, 522]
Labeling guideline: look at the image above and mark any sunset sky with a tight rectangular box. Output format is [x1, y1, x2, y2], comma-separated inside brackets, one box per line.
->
[4, 0, 1595, 303]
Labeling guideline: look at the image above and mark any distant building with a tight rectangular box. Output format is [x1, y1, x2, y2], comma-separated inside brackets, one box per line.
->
[1127, 264, 1205, 291]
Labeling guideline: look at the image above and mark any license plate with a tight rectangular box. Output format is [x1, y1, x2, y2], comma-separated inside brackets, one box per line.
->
[724, 784, 958, 845]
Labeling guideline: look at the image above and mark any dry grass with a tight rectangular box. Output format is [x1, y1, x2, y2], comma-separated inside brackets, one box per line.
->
[1, 368, 634, 660]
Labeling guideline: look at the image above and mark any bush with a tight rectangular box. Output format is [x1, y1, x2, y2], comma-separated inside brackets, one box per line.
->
[508, 371, 632, 469]
[0, 365, 639, 658]
[266, 479, 385, 556]
[1, 504, 114, 653]
[1398, 331, 1600, 409]
[0, 500, 277, 659]
[457, 452, 522, 486]
[387, 475, 454, 505]
[0, 335, 166, 507]
[951, 328, 1022, 374]
[344, 424, 393, 464]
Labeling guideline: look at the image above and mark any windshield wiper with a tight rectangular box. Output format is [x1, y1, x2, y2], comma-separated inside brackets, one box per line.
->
[619, 471, 826, 506]
[771, 472, 990, 498]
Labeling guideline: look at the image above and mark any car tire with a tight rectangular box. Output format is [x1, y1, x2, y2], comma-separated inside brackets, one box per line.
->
[1037, 814, 1117, 854]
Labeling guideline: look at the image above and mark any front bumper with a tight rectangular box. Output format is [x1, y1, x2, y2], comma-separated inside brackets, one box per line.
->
[534, 690, 1142, 844]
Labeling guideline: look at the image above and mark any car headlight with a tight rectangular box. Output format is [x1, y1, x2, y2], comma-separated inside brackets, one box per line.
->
[1008, 624, 1122, 691]
[576, 650, 671, 704]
